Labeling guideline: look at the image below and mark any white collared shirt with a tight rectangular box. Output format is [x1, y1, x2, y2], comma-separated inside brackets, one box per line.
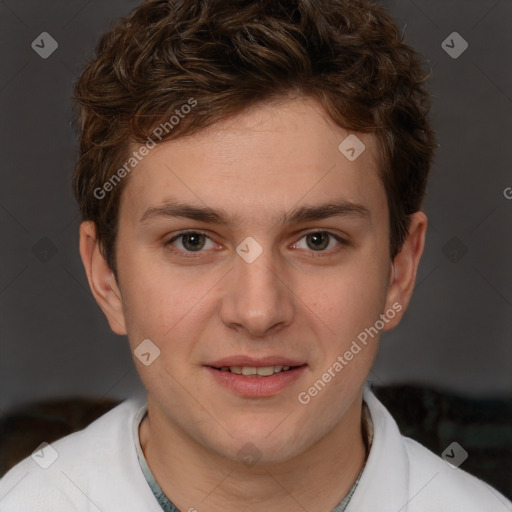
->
[0, 387, 510, 511]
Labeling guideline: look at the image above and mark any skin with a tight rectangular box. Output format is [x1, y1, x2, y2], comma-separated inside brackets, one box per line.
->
[80, 96, 426, 512]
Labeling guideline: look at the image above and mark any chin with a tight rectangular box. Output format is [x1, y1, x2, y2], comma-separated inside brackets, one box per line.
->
[220, 425, 312, 466]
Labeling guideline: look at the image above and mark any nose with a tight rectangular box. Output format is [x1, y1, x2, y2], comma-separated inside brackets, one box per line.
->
[219, 246, 295, 338]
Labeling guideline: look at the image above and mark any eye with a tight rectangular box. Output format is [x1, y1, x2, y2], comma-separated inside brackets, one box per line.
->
[293, 231, 345, 253]
[165, 230, 347, 258]
[166, 231, 217, 253]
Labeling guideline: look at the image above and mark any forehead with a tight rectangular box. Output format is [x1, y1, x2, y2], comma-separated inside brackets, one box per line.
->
[119, 97, 385, 227]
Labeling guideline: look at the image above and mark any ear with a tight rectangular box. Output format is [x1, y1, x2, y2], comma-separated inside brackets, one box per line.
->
[382, 211, 427, 330]
[79, 221, 127, 335]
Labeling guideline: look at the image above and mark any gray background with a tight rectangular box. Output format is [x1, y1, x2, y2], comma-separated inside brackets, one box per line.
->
[0, 0, 511, 415]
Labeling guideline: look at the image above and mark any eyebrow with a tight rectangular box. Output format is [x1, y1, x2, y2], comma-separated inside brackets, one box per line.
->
[139, 198, 370, 225]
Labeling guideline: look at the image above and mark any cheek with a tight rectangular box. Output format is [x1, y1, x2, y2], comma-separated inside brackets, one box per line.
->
[119, 253, 220, 352]
[300, 264, 388, 402]
[116, 252, 179, 340]
[308, 258, 389, 335]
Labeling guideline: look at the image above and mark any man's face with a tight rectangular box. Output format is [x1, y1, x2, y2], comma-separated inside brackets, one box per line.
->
[112, 97, 395, 463]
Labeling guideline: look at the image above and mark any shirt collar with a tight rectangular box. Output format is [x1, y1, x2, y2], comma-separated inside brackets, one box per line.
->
[344, 384, 410, 512]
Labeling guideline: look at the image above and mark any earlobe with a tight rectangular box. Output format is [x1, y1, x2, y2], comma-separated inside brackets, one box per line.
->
[383, 211, 427, 331]
[79, 221, 127, 335]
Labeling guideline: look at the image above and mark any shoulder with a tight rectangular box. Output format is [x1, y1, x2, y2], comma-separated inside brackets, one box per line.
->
[0, 395, 158, 511]
[355, 387, 512, 512]
[403, 436, 512, 511]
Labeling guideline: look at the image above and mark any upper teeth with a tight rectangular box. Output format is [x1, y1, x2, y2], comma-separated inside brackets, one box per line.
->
[219, 365, 291, 376]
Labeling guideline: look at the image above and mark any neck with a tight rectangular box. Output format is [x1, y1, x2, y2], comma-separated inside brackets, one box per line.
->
[139, 394, 367, 512]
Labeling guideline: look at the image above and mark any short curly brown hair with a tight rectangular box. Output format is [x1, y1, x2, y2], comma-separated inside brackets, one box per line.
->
[72, 0, 436, 279]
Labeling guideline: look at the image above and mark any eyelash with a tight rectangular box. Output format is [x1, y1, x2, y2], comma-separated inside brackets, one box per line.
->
[164, 230, 348, 259]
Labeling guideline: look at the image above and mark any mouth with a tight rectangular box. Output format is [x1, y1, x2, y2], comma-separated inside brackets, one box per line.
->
[207, 364, 305, 377]
[204, 358, 308, 397]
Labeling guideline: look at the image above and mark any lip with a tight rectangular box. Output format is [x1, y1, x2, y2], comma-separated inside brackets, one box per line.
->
[204, 364, 308, 397]
[207, 356, 306, 368]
